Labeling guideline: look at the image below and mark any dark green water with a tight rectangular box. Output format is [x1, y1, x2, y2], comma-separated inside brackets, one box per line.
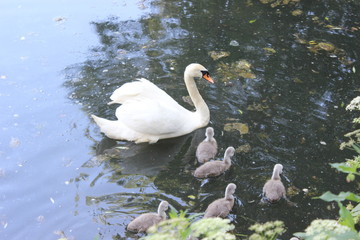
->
[1, 0, 360, 239]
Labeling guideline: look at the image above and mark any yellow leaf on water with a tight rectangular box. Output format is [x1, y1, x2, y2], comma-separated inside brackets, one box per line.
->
[236, 144, 251, 153]
[293, 77, 303, 84]
[326, 25, 343, 30]
[291, 9, 303, 16]
[249, 19, 257, 24]
[208, 51, 230, 61]
[317, 42, 335, 51]
[239, 72, 256, 79]
[263, 47, 276, 54]
[188, 195, 196, 200]
[224, 122, 249, 135]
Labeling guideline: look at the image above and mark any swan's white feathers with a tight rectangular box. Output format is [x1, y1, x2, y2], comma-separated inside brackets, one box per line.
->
[115, 97, 193, 136]
[109, 78, 175, 105]
[91, 63, 212, 143]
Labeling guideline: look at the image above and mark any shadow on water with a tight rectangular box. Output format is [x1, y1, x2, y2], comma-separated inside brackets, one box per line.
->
[63, 0, 360, 238]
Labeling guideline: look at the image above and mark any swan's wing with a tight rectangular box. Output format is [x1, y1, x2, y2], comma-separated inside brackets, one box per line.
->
[263, 180, 285, 201]
[127, 213, 161, 232]
[204, 199, 231, 218]
[109, 78, 176, 104]
[115, 97, 191, 136]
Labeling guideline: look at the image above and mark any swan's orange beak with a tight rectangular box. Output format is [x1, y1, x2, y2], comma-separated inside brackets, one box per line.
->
[203, 74, 214, 83]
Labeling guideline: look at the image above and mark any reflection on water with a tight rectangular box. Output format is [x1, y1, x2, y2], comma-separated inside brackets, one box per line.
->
[63, 0, 359, 239]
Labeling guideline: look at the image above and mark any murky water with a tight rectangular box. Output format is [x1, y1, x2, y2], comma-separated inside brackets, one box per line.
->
[1, 0, 359, 239]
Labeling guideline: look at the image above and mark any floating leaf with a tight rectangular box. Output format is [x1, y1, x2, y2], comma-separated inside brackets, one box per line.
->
[236, 144, 251, 153]
[257, 132, 269, 140]
[263, 47, 276, 54]
[293, 77, 303, 83]
[215, 60, 256, 82]
[236, 60, 252, 70]
[247, 103, 269, 112]
[308, 40, 317, 45]
[224, 122, 249, 135]
[294, 35, 308, 44]
[318, 42, 335, 52]
[245, 0, 253, 6]
[208, 51, 230, 60]
[239, 72, 256, 79]
[287, 186, 301, 196]
[259, 0, 272, 3]
[188, 195, 196, 200]
[249, 19, 257, 24]
[291, 9, 303, 16]
[325, 25, 342, 30]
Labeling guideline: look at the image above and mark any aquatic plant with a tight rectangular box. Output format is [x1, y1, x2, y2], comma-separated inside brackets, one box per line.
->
[294, 219, 360, 240]
[295, 96, 360, 239]
[141, 208, 235, 240]
[248, 221, 286, 240]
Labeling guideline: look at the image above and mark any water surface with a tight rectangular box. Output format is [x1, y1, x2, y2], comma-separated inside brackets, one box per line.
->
[1, 0, 359, 239]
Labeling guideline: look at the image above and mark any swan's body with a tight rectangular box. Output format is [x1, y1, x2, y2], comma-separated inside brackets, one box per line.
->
[194, 147, 235, 178]
[263, 164, 286, 203]
[91, 63, 214, 143]
[127, 201, 169, 233]
[196, 127, 218, 163]
[204, 183, 236, 218]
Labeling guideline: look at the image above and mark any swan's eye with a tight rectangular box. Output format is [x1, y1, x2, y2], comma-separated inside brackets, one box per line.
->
[201, 71, 210, 77]
[201, 70, 214, 83]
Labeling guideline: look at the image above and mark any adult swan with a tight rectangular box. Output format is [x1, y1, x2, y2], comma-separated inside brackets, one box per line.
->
[91, 63, 214, 143]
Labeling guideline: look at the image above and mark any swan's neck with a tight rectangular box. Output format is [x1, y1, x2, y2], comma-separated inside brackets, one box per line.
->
[158, 207, 167, 220]
[159, 211, 167, 220]
[184, 72, 209, 126]
[225, 191, 234, 200]
[224, 156, 231, 165]
[272, 168, 281, 180]
[223, 154, 232, 165]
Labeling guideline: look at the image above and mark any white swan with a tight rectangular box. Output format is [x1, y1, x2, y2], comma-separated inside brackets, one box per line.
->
[91, 63, 214, 143]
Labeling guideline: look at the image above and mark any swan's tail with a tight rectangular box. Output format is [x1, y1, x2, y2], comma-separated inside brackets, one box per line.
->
[91, 114, 157, 143]
[91, 114, 124, 140]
